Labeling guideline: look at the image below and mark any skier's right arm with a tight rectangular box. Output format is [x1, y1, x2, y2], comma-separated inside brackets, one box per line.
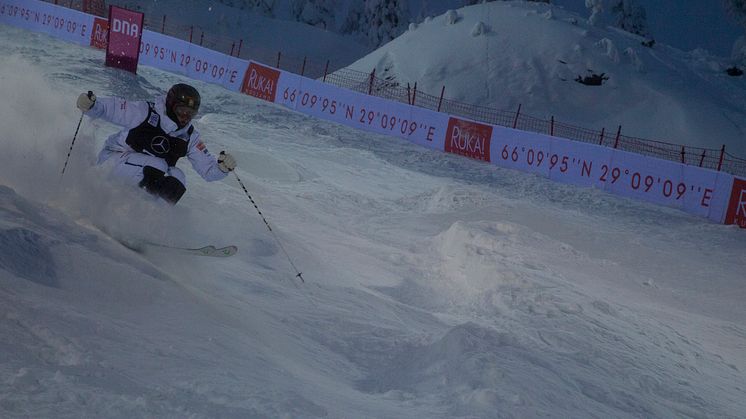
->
[78, 93, 149, 128]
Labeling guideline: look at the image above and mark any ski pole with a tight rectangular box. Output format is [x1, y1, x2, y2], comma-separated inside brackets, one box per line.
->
[233, 171, 305, 283]
[61, 91, 93, 179]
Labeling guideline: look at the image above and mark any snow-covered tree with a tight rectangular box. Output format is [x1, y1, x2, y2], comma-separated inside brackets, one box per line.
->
[290, 0, 336, 29]
[584, 0, 649, 37]
[370, 0, 409, 46]
[585, 0, 604, 27]
[723, 0, 746, 26]
[341, 0, 409, 47]
[732, 36, 746, 64]
[463, 0, 550, 4]
[723, 0, 746, 63]
[220, 0, 278, 16]
[253, 0, 277, 16]
[610, 0, 649, 37]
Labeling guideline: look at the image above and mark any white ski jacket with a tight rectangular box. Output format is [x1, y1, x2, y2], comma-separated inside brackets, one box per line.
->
[85, 95, 228, 182]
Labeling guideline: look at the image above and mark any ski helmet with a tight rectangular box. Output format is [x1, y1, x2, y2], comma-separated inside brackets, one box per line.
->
[166, 83, 200, 127]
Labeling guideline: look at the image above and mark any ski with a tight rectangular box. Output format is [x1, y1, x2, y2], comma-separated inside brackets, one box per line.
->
[116, 239, 238, 258]
[143, 243, 238, 257]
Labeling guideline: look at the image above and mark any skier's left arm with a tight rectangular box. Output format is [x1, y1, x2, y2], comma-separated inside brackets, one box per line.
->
[186, 131, 237, 181]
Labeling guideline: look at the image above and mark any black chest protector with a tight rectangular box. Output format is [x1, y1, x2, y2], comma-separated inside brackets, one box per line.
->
[125, 102, 193, 167]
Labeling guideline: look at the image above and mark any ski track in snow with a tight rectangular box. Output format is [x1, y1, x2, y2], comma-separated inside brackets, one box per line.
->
[1, 23, 746, 418]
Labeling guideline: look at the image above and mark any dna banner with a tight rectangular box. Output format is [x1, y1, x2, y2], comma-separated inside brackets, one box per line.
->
[105, 6, 143, 73]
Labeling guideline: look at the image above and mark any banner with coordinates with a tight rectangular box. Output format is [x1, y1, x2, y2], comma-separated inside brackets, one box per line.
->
[0, 0, 94, 46]
[266, 61, 447, 151]
[489, 127, 734, 223]
[139, 30, 248, 92]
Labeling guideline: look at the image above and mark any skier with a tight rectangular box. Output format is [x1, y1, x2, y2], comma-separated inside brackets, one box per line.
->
[75, 83, 237, 204]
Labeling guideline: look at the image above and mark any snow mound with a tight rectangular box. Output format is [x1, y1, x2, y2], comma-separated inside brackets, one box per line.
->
[433, 220, 547, 300]
[0, 227, 57, 287]
[395, 185, 492, 213]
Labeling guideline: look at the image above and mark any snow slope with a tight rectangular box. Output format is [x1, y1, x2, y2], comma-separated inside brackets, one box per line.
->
[347, 1, 746, 156]
[2, 6, 746, 419]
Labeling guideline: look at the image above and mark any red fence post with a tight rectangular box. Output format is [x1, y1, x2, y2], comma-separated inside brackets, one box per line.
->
[323, 60, 329, 82]
[161, 15, 166, 34]
[717, 145, 725, 171]
[613, 125, 622, 149]
[437, 86, 446, 112]
[550, 116, 555, 136]
[368, 69, 376, 95]
[237, 39, 243, 58]
[599, 127, 606, 145]
[407, 83, 412, 105]
[512, 104, 522, 129]
[300, 57, 307, 77]
[230, 42, 235, 57]
[680, 146, 686, 164]
[276, 52, 281, 69]
[412, 82, 418, 106]
[189, 26, 193, 43]
[199, 31, 204, 46]
[699, 150, 706, 167]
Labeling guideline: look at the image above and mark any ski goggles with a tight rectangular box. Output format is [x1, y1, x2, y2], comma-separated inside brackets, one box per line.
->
[174, 104, 198, 120]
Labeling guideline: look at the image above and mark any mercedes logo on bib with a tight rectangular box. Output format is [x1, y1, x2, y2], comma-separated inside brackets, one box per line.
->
[150, 136, 170, 155]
